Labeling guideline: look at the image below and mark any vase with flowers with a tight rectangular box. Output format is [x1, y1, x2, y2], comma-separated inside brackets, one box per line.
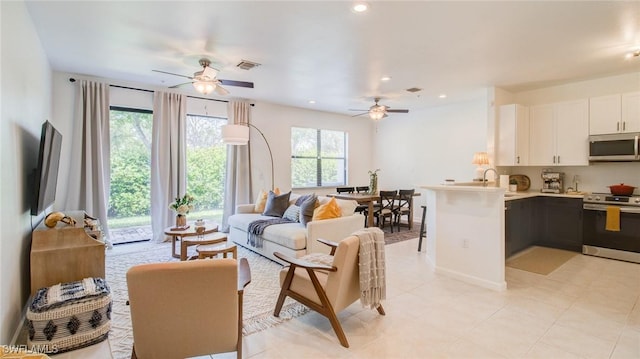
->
[169, 194, 194, 228]
[368, 169, 380, 195]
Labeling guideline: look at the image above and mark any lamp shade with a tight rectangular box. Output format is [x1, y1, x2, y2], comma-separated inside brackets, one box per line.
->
[472, 151, 489, 165]
[222, 124, 250, 145]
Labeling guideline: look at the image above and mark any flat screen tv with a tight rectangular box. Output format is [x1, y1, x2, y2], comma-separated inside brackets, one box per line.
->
[31, 121, 63, 216]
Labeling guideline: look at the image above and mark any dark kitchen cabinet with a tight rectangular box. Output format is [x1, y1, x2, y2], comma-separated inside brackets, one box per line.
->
[535, 197, 583, 252]
[505, 198, 537, 258]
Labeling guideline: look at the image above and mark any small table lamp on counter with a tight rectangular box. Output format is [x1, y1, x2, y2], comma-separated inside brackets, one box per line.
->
[472, 151, 490, 181]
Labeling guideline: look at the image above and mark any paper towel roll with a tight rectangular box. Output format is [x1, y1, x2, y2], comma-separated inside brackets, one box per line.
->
[500, 175, 510, 189]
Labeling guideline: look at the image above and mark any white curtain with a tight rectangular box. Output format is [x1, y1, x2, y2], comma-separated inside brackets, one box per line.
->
[65, 80, 112, 242]
[221, 100, 252, 232]
[150, 92, 187, 242]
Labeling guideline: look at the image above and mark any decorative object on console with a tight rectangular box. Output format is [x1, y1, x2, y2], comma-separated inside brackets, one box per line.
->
[472, 152, 490, 181]
[222, 123, 274, 190]
[368, 169, 380, 194]
[44, 211, 77, 228]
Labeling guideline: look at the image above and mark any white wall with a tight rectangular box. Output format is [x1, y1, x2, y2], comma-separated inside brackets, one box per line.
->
[0, 1, 52, 344]
[374, 96, 490, 211]
[251, 102, 374, 197]
[499, 72, 640, 193]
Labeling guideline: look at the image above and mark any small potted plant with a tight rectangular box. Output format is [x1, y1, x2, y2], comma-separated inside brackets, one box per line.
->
[169, 194, 194, 227]
[509, 179, 518, 192]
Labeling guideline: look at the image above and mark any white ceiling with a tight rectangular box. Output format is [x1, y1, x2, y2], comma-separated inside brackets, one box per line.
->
[25, 1, 640, 115]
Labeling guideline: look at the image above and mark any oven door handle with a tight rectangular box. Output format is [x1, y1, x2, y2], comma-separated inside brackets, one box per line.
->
[583, 203, 640, 214]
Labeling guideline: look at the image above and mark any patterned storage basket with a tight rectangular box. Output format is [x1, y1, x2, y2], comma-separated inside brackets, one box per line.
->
[26, 278, 111, 354]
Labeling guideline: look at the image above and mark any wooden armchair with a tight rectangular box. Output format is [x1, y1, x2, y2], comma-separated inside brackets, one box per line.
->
[127, 258, 251, 359]
[273, 236, 385, 348]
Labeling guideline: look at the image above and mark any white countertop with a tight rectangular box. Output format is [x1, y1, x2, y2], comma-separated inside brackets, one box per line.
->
[420, 184, 584, 200]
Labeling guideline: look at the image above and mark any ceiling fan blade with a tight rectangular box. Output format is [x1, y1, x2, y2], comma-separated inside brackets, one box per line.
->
[168, 81, 194, 89]
[215, 85, 230, 96]
[351, 112, 368, 117]
[219, 79, 254, 88]
[152, 69, 194, 80]
[386, 109, 409, 113]
[348, 109, 369, 112]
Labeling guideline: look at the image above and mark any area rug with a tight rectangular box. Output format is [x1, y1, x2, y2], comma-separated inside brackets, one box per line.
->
[383, 222, 422, 245]
[506, 246, 577, 275]
[105, 242, 308, 359]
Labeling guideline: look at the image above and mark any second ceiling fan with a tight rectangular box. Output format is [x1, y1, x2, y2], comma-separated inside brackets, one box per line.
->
[350, 97, 409, 120]
[153, 58, 254, 96]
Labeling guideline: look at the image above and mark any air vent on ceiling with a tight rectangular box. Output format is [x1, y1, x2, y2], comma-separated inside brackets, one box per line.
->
[236, 60, 261, 70]
[406, 87, 422, 93]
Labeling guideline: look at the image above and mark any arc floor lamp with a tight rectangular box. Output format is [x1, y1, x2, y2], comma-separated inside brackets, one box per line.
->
[222, 123, 274, 190]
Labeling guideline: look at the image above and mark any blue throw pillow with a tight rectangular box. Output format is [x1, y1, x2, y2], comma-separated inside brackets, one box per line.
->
[262, 191, 291, 217]
[298, 194, 317, 226]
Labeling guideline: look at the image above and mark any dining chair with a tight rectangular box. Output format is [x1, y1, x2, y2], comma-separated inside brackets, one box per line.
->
[336, 186, 355, 194]
[376, 190, 397, 232]
[394, 189, 415, 231]
[352, 186, 370, 217]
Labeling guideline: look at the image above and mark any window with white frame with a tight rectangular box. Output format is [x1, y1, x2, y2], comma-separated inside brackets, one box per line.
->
[291, 127, 347, 188]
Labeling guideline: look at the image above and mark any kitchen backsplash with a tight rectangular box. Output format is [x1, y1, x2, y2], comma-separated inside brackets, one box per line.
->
[497, 162, 640, 194]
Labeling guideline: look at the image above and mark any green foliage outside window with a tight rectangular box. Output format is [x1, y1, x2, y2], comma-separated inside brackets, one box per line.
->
[108, 110, 227, 221]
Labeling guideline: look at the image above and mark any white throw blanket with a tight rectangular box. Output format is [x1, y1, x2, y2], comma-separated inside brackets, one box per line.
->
[355, 227, 386, 308]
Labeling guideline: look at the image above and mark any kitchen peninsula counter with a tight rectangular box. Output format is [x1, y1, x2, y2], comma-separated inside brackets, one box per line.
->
[421, 185, 507, 291]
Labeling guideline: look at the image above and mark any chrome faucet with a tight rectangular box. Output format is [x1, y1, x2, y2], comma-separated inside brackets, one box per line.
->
[482, 168, 498, 187]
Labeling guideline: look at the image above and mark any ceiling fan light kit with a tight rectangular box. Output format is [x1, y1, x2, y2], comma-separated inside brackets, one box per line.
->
[350, 97, 409, 121]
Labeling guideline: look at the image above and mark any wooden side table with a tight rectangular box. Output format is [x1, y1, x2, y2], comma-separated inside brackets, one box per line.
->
[197, 242, 237, 259]
[164, 222, 223, 260]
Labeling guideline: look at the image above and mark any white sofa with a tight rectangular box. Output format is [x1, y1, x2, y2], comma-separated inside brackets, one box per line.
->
[227, 194, 364, 264]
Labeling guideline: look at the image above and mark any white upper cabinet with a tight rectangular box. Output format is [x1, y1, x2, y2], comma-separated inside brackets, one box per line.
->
[622, 92, 640, 133]
[497, 104, 529, 166]
[589, 92, 640, 135]
[529, 99, 589, 166]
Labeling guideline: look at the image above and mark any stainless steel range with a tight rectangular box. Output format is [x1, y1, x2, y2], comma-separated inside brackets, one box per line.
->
[583, 193, 640, 263]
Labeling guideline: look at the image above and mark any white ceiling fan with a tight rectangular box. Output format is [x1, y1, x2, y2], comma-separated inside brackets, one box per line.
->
[349, 97, 409, 121]
[153, 58, 254, 96]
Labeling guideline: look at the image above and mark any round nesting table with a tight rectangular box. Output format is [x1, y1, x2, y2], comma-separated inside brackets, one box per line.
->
[196, 242, 237, 259]
[164, 222, 225, 260]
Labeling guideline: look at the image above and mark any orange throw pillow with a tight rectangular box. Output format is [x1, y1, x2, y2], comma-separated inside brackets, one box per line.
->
[312, 197, 342, 221]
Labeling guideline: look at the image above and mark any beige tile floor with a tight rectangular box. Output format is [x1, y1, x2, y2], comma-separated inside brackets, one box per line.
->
[64, 238, 640, 358]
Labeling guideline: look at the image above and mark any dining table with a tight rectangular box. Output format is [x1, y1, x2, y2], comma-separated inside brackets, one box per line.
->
[329, 193, 380, 227]
[328, 192, 420, 229]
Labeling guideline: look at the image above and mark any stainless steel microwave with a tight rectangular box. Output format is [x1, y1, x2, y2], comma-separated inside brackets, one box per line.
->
[589, 133, 640, 162]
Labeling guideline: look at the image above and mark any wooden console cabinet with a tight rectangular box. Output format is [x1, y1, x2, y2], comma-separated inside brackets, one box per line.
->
[30, 211, 106, 294]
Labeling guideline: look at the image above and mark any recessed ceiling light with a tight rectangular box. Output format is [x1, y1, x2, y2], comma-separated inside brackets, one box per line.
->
[308, 100, 316, 104]
[352, 2, 369, 13]
[381, 76, 391, 82]
[439, 94, 447, 99]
